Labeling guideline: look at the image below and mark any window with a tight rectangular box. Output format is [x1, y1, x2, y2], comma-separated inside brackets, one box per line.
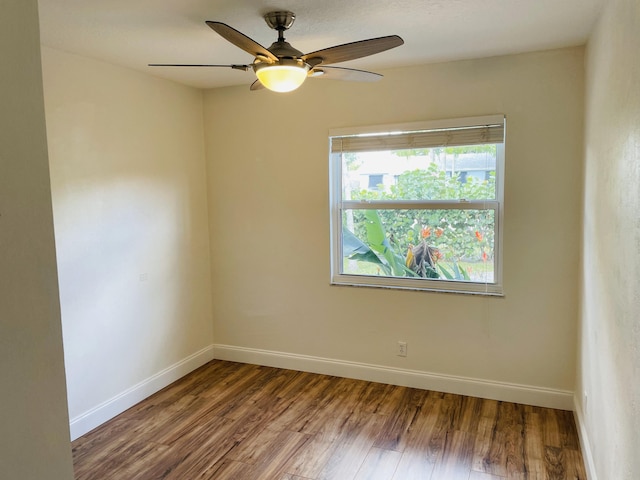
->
[329, 115, 505, 295]
[368, 174, 384, 190]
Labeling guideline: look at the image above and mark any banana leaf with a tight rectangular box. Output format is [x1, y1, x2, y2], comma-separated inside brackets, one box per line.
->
[363, 210, 412, 277]
[342, 228, 391, 274]
[437, 264, 454, 279]
[452, 261, 471, 280]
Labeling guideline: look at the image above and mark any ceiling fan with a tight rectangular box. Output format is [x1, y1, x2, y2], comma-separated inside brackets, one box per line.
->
[149, 11, 404, 92]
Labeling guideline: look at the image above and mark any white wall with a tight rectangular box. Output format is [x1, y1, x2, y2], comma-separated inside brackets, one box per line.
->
[203, 47, 584, 406]
[0, 1, 74, 478]
[578, 0, 640, 477]
[41, 47, 214, 437]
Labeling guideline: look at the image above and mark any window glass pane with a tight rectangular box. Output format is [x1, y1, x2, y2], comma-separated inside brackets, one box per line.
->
[341, 145, 497, 201]
[342, 208, 495, 283]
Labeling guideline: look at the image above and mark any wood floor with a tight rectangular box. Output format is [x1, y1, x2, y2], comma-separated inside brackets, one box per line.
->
[72, 360, 586, 480]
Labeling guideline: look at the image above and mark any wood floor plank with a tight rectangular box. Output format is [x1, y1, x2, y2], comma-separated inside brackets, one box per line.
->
[401, 395, 443, 455]
[296, 377, 370, 435]
[266, 374, 334, 432]
[282, 410, 360, 478]
[238, 429, 312, 480]
[477, 401, 526, 478]
[315, 410, 388, 480]
[424, 392, 461, 463]
[430, 430, 476, 480]
[373, 387, 430, 452]
[556, 410, 581, 450]
[468, 471, 505, 479]
[450, 395, 485, 433]
[522, 411, 546, 479]
[132, 395, 210, 445]
[136, 417, 240, 479]
[540, 408, 563, 449]
[471, 398, 500, 474]
[119, 361, 229, 417]
[390, 450, 435, 480]
[199, 458, 253, 480]
[75, 440, 169, 480]
[71, 360, 587, 480]
[71, 417, 142, 468]
[544, 446, 566, 480]
[358, 381, 399, 414]
[208, 365, 288, 419]
[563, 448, 587, 480]
[387, 394, 443, 479]
[353, 447, 403, 480]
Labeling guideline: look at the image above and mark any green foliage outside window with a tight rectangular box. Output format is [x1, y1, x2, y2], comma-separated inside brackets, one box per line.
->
[344, 161, 496, 281]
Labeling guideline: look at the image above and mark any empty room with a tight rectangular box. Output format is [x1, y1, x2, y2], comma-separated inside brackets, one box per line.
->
[1, 0, 638, 479]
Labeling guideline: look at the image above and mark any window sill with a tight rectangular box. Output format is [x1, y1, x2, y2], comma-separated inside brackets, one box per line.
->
[331, 274, 504, 296]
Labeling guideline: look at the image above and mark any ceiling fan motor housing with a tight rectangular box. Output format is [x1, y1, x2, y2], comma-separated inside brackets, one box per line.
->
[267, 40, 304, 59]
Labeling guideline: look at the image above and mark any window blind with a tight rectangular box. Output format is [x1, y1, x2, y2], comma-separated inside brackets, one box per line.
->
[331, 123, 504, 154]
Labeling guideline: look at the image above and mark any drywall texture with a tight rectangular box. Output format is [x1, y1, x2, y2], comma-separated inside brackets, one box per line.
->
[579, 0, 640, 477]
[41, 47, 213, 423]
[0, 1, 74, 479]
[204, 47, 584, 392]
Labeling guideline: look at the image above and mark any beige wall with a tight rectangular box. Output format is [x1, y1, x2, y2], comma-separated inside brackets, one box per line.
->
[0, 1, 74, 478]
[579, 0, 640, 477]
[41, 47, 213, 433]
[204, 47, 584, 394]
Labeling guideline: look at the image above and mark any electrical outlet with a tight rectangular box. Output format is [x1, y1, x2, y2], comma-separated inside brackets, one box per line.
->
[397, 341, 407, 357]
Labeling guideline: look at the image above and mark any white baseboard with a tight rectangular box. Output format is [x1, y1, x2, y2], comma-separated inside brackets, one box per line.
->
[69, 344, 577, 442]
[573, 396, 598, 480]
[212, 344, 574, 410]
[69, 345, 214, 440]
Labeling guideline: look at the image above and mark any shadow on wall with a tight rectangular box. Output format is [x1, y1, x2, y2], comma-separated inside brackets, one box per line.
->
[53, 176, 205, 417]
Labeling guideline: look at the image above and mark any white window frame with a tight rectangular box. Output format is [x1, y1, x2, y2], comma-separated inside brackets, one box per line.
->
[329, 114, 505, 296]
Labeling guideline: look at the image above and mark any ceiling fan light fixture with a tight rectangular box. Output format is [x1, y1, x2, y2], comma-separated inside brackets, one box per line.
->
[254, 59, 310, 93]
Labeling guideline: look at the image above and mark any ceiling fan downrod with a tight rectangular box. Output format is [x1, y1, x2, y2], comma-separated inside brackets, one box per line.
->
[263, 11, 304, 59]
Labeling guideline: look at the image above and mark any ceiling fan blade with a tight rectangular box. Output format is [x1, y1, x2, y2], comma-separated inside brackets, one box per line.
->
[148, 64, 251, 70]
[206, 21, 278, 62]
[249, 79, 265, 91]
[310, 66, 382, 82]
[302, 35, 403, 66]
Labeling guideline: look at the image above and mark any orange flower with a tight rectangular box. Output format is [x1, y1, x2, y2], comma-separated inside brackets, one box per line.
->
[435, 227, 444, 238]
[433, 249, 443, 261]
[482, 251, 488, 262]
[475, 230, 483, 242]
[421, 226, 431, 238]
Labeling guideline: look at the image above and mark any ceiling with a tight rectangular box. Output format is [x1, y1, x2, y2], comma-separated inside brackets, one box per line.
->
[37, 0, 603, 90]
